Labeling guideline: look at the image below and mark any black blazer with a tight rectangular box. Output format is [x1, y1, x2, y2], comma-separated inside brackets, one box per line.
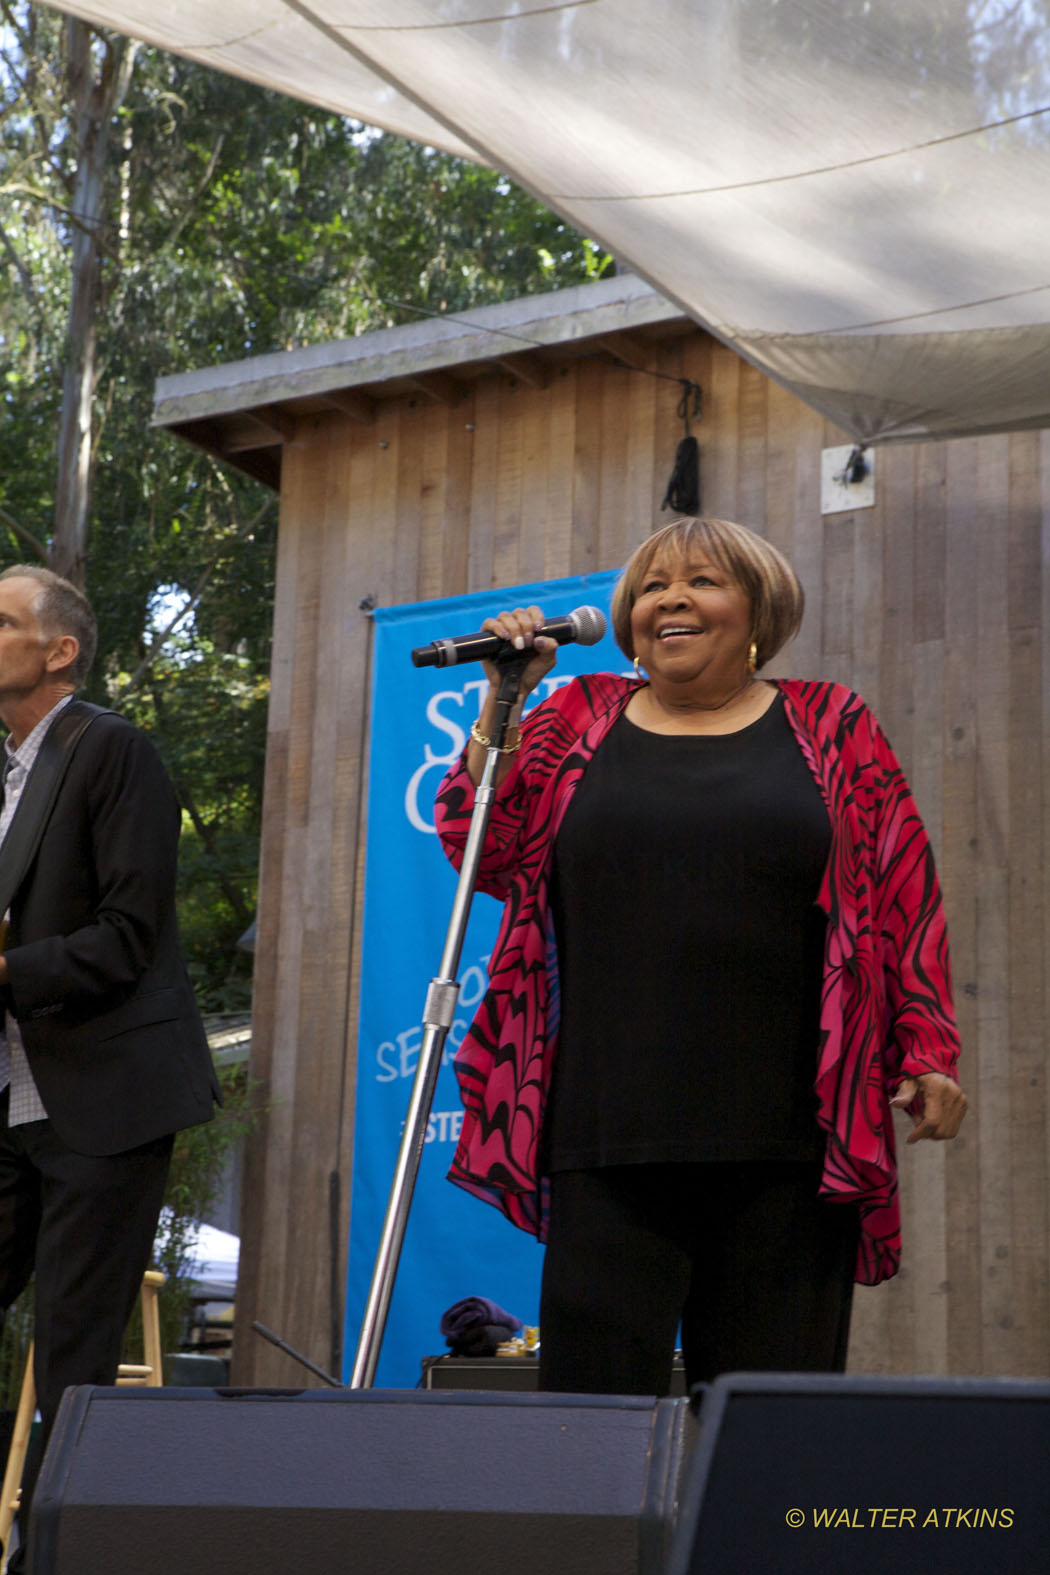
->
[2, 709, 219, 1155]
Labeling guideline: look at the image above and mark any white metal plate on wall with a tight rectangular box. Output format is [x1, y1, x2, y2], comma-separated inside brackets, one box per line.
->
[821, 445, 876, 515]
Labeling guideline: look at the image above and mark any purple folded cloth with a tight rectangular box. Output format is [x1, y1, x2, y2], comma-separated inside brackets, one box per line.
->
[440, 1296, 522, 1343]
[445, 1324, 512, 1357]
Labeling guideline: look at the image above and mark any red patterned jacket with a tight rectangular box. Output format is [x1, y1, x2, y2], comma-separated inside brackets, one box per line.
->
[435, 674, 960, 1284]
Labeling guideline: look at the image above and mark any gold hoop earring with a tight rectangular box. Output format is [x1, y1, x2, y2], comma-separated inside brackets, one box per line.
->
[633, 655, 645, 678]
[747, 641, 758, 674]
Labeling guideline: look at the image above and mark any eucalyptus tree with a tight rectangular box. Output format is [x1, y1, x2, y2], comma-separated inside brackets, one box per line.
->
[0, 1, 606, 1006]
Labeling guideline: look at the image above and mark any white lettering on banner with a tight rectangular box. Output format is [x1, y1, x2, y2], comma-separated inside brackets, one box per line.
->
[427, 1110, 464, 1145]
[404, 755, 452, 835]
[426, 679, 490, 757]
[375, 1019, 467, 1082]
[405, 672, 574, 834]
[375, 1024, 455, 1083]
[404, 679, 487, 834]
[374, 956, 490, 1081]
[459, 962, 488, 1009]
[396, 1110, 465, 1145]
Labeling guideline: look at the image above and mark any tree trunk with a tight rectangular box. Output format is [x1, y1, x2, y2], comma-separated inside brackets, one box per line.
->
[51, 20, 134, 587]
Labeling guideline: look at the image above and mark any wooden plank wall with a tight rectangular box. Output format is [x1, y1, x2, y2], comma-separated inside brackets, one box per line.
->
[234, 327, 1050, 1385]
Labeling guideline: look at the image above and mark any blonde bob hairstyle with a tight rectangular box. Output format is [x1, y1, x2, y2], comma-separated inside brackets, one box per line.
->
[610, 516, 804, 670]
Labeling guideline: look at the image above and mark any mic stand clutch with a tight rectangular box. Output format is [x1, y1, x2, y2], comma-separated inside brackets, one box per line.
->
[350, 654, 531, 1388]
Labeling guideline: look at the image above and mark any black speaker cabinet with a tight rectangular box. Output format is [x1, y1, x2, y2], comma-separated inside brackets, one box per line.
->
[30, 1385, 696, 1575]
[668, 1372, 1050, 1575]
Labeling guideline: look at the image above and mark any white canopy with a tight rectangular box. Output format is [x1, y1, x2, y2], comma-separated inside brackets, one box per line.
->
[157, 1218, 240, 1300]
[48, 1, 1050, 443]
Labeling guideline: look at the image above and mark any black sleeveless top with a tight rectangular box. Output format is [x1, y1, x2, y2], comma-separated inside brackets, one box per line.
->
[543, 693, 831, 1171]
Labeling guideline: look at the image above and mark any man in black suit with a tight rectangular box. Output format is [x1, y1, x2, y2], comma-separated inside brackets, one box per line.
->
[0, 565, 219, 1570]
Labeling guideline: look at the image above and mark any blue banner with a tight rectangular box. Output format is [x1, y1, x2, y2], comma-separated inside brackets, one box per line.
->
[344, 570, 626, 1386]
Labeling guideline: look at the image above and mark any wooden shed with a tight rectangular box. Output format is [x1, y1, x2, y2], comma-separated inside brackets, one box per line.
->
[153, 272, 1050, 1386]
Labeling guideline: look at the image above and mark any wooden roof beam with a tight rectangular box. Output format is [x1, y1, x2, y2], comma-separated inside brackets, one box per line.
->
[593, 332, 653, 372]
[322, 389, 377, 424]
[403, 372, 462, 406]
[220, 408, 297, 453]
[224, 429, 283, 455]
[495, 353, 549, 390]
[243, 406, 297, 442]
[156, 417, 280, 490]
[166, 416, 226, 454]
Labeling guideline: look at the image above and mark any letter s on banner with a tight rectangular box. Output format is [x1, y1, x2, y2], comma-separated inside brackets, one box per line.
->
[426, 687, 474, 757]
[404, 686, 482, 834]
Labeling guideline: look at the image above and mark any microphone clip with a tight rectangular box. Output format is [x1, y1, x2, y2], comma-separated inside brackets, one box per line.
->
[493, 652, 531, 704]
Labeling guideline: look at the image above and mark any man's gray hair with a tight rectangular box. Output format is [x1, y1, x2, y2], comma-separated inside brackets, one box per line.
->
[0, 564, 97, 685]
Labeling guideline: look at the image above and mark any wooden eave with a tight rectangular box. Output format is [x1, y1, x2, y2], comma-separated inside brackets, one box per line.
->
[151, 275, 693, 489]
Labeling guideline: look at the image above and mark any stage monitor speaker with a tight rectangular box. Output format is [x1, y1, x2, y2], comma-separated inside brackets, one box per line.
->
[667, 1372, 1050, 1575]
[30, 1385, 696, 1575]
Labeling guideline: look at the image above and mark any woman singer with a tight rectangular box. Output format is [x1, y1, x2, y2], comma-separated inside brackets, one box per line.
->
[435, 515, 966, 1395]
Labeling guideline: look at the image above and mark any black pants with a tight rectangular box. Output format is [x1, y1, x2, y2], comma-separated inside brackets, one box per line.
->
[0, 1092, 173, 1567]
[538, 1162, 858, 1396]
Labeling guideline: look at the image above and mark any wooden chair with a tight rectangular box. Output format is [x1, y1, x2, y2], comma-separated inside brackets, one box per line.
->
[0, 1269, 166, 1570]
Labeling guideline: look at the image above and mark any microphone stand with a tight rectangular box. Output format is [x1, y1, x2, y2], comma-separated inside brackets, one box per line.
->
[350, 652, 530, 1388]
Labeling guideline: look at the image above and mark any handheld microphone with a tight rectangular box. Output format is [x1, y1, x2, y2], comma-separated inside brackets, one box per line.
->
[411, 605, 607, 668]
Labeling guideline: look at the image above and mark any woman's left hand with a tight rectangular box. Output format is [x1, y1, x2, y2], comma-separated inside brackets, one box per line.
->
[890, 1071, 968, 1143]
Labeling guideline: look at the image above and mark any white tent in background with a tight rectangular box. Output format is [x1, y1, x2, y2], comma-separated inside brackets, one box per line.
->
[43, 0, 1050, 445]
[156, 1216, 240, 1302]
[183, 1223, 240, 1302]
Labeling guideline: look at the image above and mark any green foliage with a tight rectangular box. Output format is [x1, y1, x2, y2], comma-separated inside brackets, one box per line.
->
[1, 3, 606, 1002]
[0, 1286, 33, 1416]
[115, 626, 271, 1011]
[136, 1060, 260, 1365]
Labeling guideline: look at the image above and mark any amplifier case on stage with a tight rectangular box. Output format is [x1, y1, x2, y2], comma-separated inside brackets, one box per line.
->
[421, 1354, 689, 1395]
[30, 1385, 696, 1575]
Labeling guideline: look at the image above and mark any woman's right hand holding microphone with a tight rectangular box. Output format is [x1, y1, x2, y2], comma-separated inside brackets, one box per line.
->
[467, 606, 558, 784]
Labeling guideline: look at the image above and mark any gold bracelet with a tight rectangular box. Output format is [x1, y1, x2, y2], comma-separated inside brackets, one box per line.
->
[470, 720, 522, 753]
